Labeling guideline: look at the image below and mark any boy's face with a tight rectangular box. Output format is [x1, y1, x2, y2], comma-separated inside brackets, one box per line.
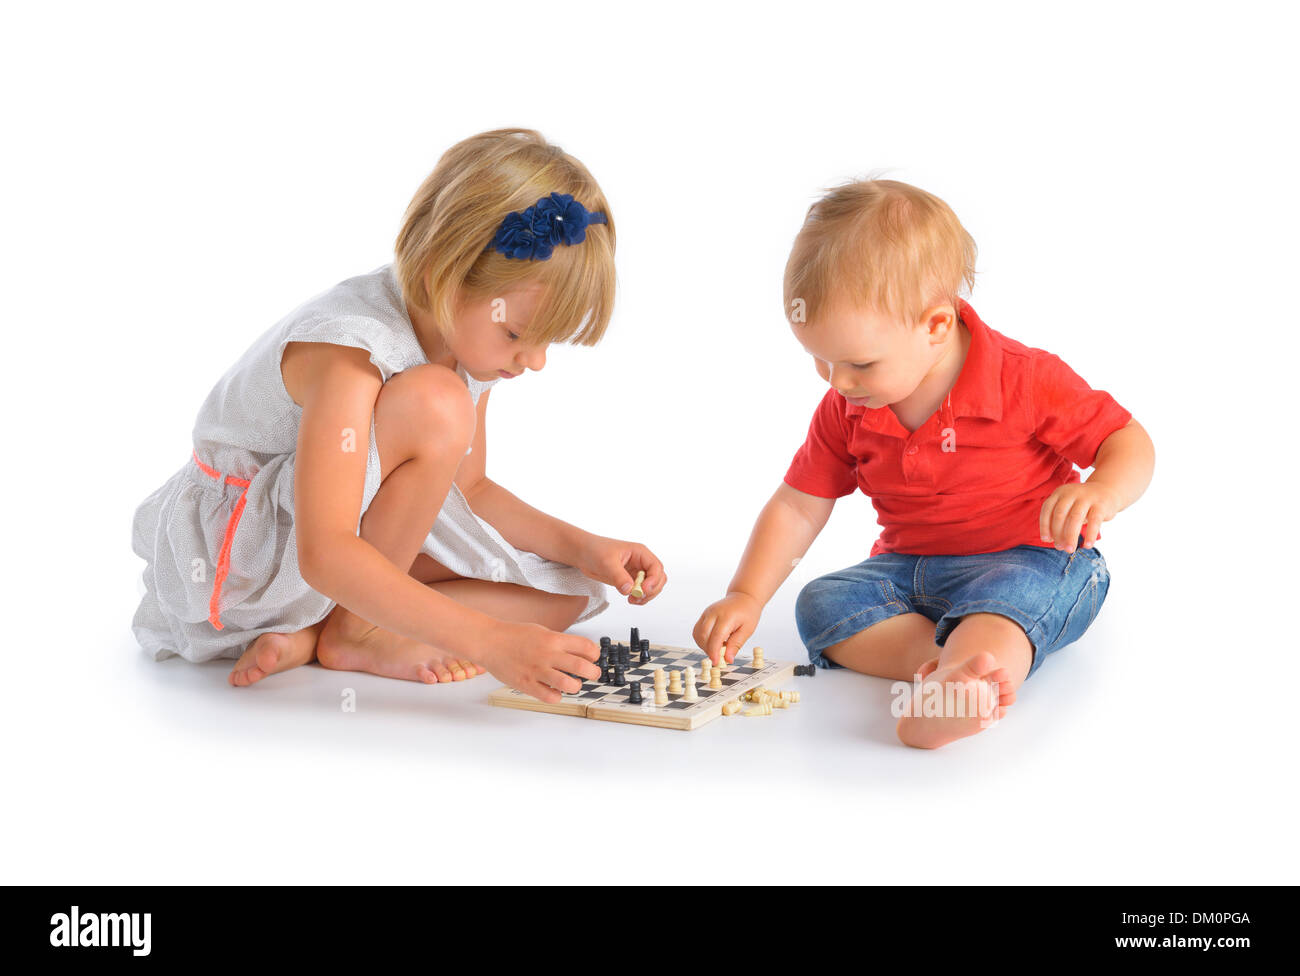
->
[792, 299, 954, 408]
[451, 283, 550, 383]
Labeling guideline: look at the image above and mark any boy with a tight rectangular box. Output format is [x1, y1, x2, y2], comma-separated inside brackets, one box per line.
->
[693, 179, 1155, 749]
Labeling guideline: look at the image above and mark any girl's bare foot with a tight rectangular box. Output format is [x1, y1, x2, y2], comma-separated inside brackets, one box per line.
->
[895, 650, 1015, 749]
[228, 622, 323, 687]
[315, 607, 485, 684]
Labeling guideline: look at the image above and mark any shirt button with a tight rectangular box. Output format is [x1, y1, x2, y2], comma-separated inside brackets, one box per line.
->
[906, 445, 919, 455]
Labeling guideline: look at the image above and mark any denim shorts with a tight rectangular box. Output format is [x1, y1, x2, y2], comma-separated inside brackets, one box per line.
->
[794, 534, 1111, 680]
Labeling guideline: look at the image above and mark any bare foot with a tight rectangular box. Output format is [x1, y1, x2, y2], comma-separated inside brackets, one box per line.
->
[315, 608, 486, 684]
[895, 651, 1015, 749]
[229, 624, 322, 687]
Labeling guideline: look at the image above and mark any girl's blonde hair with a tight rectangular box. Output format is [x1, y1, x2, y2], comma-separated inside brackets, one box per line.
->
[395, 128, 616, 346]
[783, 177, 977, 330]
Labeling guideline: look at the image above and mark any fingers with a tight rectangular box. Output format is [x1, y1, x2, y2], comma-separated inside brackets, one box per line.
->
[530, 680, 562, 705]
[1038, 494, 1056, 546]
[633, 550, 666, 603]
[1081, 512, 1100, 548]
[1044, 494, 1088, 552]
[546, 667, 586, 696]
[560, 651, 602, 683]
[705, 619, 731, 665]
[722, 619, 755, 663]
[623, 547, 667, 604]
[692, 611, 714, 653]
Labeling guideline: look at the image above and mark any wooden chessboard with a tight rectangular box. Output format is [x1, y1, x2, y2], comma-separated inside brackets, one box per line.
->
[488, 642, 794, 731]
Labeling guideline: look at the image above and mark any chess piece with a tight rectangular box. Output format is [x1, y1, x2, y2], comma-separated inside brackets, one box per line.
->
[638, 640, 650, 665]
[630, 570, 645, 599]
[613, 665, 626, 686]
[628, 679, 643, 705]
[682, 666, 698, 701]
[654, 682, 667, 707]
[794, 664, 816, 677]
[700, 657, 712, 683]
[709, 668, 722, 690]
[668, 670, 683, 695]
[752, 646, 765, 668]
[630, 626, 639, 650]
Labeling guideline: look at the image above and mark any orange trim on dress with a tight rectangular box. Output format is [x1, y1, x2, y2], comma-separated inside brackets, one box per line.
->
[192, 449, 253, 630]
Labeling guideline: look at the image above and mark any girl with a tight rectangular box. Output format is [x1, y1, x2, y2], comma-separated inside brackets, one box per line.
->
[131, 128, 665, 705]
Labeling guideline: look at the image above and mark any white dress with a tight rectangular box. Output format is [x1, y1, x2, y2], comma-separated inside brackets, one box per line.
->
[130, 263, 609, 663]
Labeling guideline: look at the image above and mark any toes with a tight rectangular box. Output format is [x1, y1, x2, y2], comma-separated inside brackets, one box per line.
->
[915, 656, 940, 680]
[416, 666, 439, 684]
[962, 650, 1000, 678]
[435, 666, 454, 683]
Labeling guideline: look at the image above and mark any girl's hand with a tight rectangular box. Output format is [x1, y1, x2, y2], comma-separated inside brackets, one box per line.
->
[692, 591, 761, 666]
[576, 535, 666, 605]
[1039, 483, 1121, 552]
[481, 621, 602, 705]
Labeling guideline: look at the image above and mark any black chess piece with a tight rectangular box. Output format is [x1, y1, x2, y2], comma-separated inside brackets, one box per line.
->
[628, 679, 642, 704]
[620, 643, 631, 667]
[639, 638, 650, 664]
[794, 664, 816, 677]
[630, 626, 639, 650]
[613, 665, 626, 686]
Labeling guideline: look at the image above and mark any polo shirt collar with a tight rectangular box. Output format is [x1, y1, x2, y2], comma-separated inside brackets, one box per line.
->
[847, 298, 1003, 434]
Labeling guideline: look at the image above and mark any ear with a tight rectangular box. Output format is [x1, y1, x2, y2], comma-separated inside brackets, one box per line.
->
[920, 303, 958, 344]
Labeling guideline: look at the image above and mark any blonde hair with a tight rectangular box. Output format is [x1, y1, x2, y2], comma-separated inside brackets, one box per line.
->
[784, 176, 977, 330]
[394, 128, 616, 346]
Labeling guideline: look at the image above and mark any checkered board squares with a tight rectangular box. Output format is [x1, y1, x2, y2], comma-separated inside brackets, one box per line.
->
[488, 643, 795, 731]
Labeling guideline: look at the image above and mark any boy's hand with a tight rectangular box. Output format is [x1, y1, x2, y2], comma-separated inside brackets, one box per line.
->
[692, 591, 761, 666]
[575, 534, 666, 605]
[1039, 483, 1121, 552]
[481, 621, 602, 705]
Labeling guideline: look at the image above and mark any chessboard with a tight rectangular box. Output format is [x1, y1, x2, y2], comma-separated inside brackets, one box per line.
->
[488, 632, 796, 731]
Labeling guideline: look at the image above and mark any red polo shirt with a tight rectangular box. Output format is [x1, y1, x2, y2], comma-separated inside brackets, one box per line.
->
[784, 299, 1132, 556]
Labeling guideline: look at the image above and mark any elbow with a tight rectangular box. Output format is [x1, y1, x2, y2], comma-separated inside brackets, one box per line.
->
[298, 546, 328, 594]
[298, 534, 348, 596]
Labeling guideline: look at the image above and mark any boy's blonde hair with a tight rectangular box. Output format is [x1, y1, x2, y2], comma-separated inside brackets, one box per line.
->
[395, 128, 616, 346]
[784, 177, 977, 330]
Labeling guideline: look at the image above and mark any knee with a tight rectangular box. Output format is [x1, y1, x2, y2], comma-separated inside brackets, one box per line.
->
[376, 364, 476, 452]
[543, 592, 588, 631]
[794, 577, 832, 638]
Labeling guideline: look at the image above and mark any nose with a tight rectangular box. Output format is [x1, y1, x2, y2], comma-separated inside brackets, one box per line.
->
[519, 344, 546, 373]
[828, 365, 855, 392]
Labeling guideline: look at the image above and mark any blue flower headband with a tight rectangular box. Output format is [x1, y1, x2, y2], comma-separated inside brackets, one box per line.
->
[488, 192, 608, 261]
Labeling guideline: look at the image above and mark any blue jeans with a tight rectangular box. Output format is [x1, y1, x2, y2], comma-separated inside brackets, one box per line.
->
[794, 535, 1111, 680]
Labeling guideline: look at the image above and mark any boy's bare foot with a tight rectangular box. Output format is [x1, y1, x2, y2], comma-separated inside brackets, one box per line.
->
[229, 623, 322, 687]
[315, 607, 485, 684]
[895, 650, 1015, 749]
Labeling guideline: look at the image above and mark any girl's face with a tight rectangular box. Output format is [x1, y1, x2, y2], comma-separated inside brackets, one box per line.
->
[792, 299, 954, 408]
[450, 283, 550, 383]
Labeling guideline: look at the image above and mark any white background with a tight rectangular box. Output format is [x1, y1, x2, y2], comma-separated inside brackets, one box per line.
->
[3, 0, 1295, 884]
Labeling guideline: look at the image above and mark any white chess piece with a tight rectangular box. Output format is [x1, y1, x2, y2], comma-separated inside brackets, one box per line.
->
[683, 665, 698, 701]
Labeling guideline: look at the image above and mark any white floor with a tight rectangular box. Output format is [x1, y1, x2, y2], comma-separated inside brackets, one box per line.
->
[6, 550, 1290, 885]
[5, 0, 1295, 885]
